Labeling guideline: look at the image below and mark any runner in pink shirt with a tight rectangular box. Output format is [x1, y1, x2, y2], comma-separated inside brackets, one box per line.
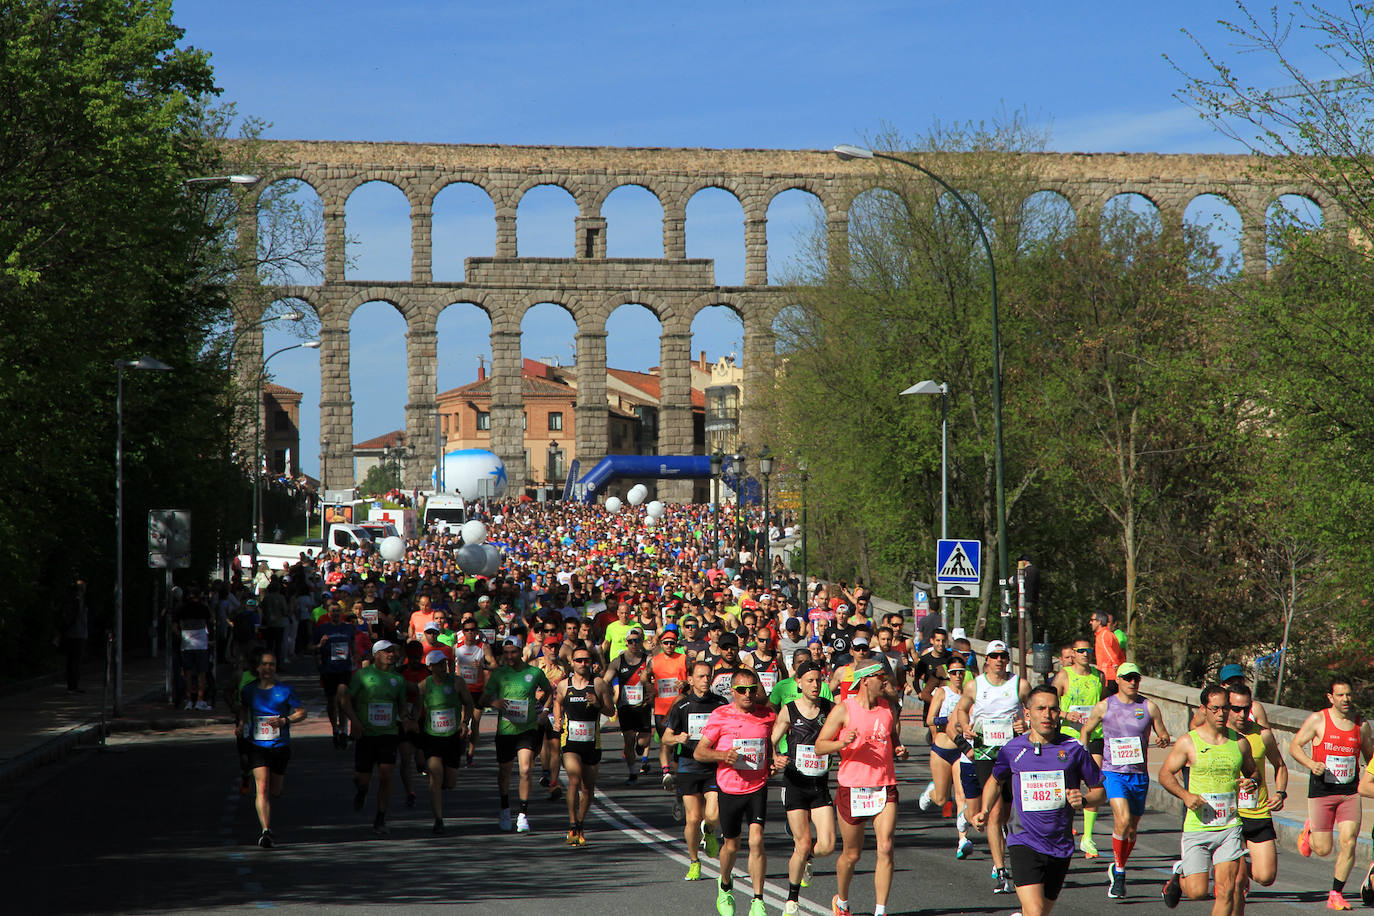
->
[696, 669, 778, 916]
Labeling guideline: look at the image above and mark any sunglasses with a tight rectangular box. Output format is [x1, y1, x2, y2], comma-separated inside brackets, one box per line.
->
[988, 652, 1010, 660]
[732, 685, 760, 694]
[1119, 673, 1141, 682]
[1074, 647, 1090, 654]
[462, 627, 478, 632]
[573, 657, 591, 663]
[1229, 704, 1251, 713]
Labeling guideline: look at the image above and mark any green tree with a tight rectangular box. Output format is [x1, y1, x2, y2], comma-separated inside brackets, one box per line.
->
[360, 462, 401, 498]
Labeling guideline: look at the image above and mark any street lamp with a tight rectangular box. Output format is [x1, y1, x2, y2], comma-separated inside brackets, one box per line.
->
[184, 174, 261, 187]
[798, 457, 810, 586]
[709, 450, 723, 569]
[115, 355, 173, 716]
[903, 379, 950, 627]
[758, 447, 774, 584]
[732, 444, 747, 550]
[319, 436, 329, 540]
[255, 341, 320, 555]
[836, 144, 1011, 642]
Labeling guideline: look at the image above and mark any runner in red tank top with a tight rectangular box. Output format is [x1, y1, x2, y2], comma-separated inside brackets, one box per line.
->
[1288, 677, 1373, 910]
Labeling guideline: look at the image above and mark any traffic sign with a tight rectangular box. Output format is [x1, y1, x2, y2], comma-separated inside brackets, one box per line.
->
[936, 539, 980, 583]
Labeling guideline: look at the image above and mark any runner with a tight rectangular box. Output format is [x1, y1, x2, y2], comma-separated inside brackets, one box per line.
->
[955, 638, 1029, 894]
[534, 635, 568, 802]
[236, 650, 306, 848]
[662, 659, 727, 880]
[1288, 676, 1372, 910]
[414, 648, 476, 835]
[1053, 636, 1106, 859]
[708, 632, 747, 700]
[342, 639, 412, 836]
[816, 662, 908, 916]
[480, 637, 555, 833]
[453, 619, 495, 764]
[1357, 758, 1374, 905]
[770, 661, 837, 915]
[648, 625, 689, 796]
[920, 658, 969, 844]
[394, 640, 431, 810]
[695, 668, 777, 916]
[1078, 660, 1171, 899]
[1089, 612, 1124, 692]
[604, 627, 655, 783]
[1157, 684, 1259, 914]
[313, 600, 355, 748]
[971, 684, 1105, 916]
[1227, 682, 1287, 893]
[552, 645, 615, 846]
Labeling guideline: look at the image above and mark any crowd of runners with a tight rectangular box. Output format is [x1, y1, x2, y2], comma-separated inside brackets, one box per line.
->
[191, 499, 1374, 915]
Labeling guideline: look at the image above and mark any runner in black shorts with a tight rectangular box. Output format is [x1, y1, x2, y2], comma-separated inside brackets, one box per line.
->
[662, 660, 727, 880]
[553, 648, 615, 845]
[415, 649, 475, 835]
[770, 662, 837, 913]
[603, 630, 654, 784]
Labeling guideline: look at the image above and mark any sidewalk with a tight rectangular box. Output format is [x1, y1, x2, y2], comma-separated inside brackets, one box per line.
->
[0, 653, 231, 788]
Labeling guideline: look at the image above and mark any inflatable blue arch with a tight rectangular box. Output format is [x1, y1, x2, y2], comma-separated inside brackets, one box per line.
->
[563, 455, 761, 505]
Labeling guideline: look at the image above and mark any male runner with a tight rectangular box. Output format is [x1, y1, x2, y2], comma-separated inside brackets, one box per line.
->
[453, 619, 496, 764]
[1288, 676, 1372, 910]
[414, 648, 476, 835]
[955, 639, 1029, 894]
[1158, 684, 1258, 914]
[648, 626, 688, 793]
[481, 638, 554, 833]
[973, 684, 1105, 916]
[342, 640, 412, 836]
[1053, 637, 1106, 858]
[771, 661, 837, 915]
[604, 628, 655, 783]
[662, 659, 727, 880]
[553, 646, 615, 845]
[816, 662, 908, 916]
[236, 651, 306, 848]
[696, 668, 776, 916]
[1079, 660, 1170, 899]
[1228, 682, 1287, 892]
[314, 601, 355, 748]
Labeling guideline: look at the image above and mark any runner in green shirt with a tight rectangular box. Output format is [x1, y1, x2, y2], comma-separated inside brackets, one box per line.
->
[343, 640, 413, 836]
[480, 638, 554, 833]
[415, 648, 476, 835]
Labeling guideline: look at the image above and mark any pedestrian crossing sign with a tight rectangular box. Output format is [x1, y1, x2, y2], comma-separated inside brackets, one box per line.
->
[936, 539, 981, 585]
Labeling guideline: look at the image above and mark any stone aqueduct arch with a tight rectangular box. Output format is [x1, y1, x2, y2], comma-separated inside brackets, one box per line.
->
[229, 142, 1334, 501]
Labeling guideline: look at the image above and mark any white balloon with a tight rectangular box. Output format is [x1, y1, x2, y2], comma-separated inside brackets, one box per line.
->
[605, 496, 623, 514]
[455, 543, 485, 574]
[479, 543, 503, 577]
[441, 449, 507, 499]
[379, 535, 406, 562]
[646, 500, 665, 519]
[460, 519, 488, 545]
[627, 487, 646, 506]
[644, 514, 659, 527]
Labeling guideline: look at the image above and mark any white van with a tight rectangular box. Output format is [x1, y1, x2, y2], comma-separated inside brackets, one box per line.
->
[422, 493, 466, 533]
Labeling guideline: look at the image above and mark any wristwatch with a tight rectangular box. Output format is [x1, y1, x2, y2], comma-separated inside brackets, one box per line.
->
[1275, 790, 1288, 799]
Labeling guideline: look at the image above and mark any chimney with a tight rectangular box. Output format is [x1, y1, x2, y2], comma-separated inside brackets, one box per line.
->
[699, 350, 707, 370]
[477, 355, 486, 381]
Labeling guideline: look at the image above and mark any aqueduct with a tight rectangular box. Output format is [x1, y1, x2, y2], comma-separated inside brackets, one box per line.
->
[229, 141, 1334, 501]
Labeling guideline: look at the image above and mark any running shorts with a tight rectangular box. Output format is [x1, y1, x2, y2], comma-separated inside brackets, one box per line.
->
[1103, 771, 1149, 817]
[1310, 793, 1362, 832]
[974, 758, 1013, 806]
[1009, 844, 1071, 900]
[782, 772, 832, 811]
[676, 769, 718, 798]
[931, 742, 961, 765]
[617, 705, 652, 733]
[1180, 824, 1245, 876]
[495, 729, 540, 764]
[835, 785, 898, 825]
[422, 733, 465, 769]
[717, 786, 768, 838]
[245, 744, 291, 775]
[1240, 816, 1277, 844]
[561, 739, 603, 767]
[354, 734, 399, 772]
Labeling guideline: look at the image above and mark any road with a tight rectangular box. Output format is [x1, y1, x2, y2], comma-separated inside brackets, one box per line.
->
[0, 663, 1359, 915]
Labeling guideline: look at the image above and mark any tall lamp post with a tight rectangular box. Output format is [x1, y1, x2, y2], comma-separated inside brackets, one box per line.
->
[835, 144, 1011, 642]
[798, 457, 810, 587]
[709, 450, 723, 569]
[758, 447, 773, 584]
[115, 355, 174, 716]
[902, 379, 950, 626]
[732, 444, 747, 552]
[319, 436, 329, 540]
[254, 341, 320, 555]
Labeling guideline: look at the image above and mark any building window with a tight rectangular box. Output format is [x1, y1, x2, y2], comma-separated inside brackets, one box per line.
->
[522, 412, 527, 430]
[476, 411, 490, 430]
[548, 411, 563, 431]
[273, 410, 291, 432]
[272, 449, 287, 473]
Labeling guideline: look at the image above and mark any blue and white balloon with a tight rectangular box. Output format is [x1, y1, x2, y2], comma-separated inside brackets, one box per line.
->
[441, 449, 508, 499]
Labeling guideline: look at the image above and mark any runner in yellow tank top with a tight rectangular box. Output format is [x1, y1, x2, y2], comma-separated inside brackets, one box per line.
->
[1227, 683, 1287, 890]
[1052, 637, 1105, 858]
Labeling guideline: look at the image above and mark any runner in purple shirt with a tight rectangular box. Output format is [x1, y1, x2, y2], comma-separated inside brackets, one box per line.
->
[974, 684, 1105, 915]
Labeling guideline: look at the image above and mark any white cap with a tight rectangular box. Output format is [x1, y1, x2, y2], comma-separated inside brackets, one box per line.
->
[371, 639, 396, 655]
[424, 649, 448, 665]
[423, 622, 440, 633]
[985, 640, 1009, 655]
[950, 627, 967, 642]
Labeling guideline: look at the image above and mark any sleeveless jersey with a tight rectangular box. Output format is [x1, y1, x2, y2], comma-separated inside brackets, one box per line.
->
[612, 653, 649, 708]
[1183, 728, 1244, 833]
[453, 642, 487, 689]
[1101, 694, 1153, 774]
[836, 697, 896, 788]
[751, 653, 781, 695]
[560, 679, 602, 748]
[420, 674, 462, 737]
[784, 697, 834, 786]
[1237, 729, 1270, 818]
[971, 673, 1021, 760]
[934, 684, 961, 726]
[1060, 667, 1104, 740]
[651, 652, 688, 717]
[1311, 709, 1362, 795]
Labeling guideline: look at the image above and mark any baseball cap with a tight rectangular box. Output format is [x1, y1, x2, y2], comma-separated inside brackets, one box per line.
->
[423, 622, 440, 633]
[477, 595, 491, 603]
[1219, 663, 1244, 682]
[371, 639, 395, 655]
[950, 627, 967, 642]
[836, 604, 850, 614]
[424, 649, 448, 665]
[851, 636, 870, 647]
[1117, 662, 1142, 679]
[851, 662, 884, 684]
[784, 617, 801, 631]
[502, 636, 523, 649]
[986, 640, 1010, 655]
[717, 632, 740, 649]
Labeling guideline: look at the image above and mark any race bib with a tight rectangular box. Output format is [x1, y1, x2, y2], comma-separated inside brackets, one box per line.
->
[503, 698, 529, 721]
[253, 717, 280, 742]
[981, 718, 1015, 747]
[1107, 736, 1144, 766]
[181, 627, 208, 651]
[711, 674, 733, 698]
[368, 703, 394, 727]
[1199, 792, 1237, 827]
[362, 608, 378, 626]
[458, 663, 478, 682]
[330, 640, 349, 661]
[566, 719, 596, 742]
[1325, 755, 1356, 784]
[760, 671, 777, 693]
[480, 628, 496, 644]
[623, 683, 644, 705]
[687, 712, 711, 740]
[1019, 770, 1067, 812]
[656, 677, 679, 697]
[794, 743, 829, 776]
[1069, 705, 1094, 724]
[849, 786, 886, 818]
[429, 707, 457, 735]
[732, 737, 766, 771]
[1238, 784, 1259, 808]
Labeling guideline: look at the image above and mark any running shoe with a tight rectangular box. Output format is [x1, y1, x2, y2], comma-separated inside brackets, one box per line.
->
[548, 785, 564, 802]
[1162, 872, 1182, 909]
[672, 796, 685, 822]
[498, 808, 512, 831]
[716, 884, 734, 916]
[574, 828, 586, 846]
[1362, 872, 1374, 907]
[257, 829, 274, 849]
[195, 700, 212, 711]
[566, 827, 578, 847]
[684, 860, 702, 881]
[830, 894, 851, 916]
[704, 828, 720, 858]
[640, 759, 653, 775]
[406, 791, 416, 808]
[626, 773, 639, 785]
[956, 837, 973, 859]
[956, 810, 968, 833]
[918, 780, 935, 811]
[802, 858, 813, 887]
[1080, 835, 1099, 858]
[942, 800, 956, 818]
[747, 896, 765, 916]
[1108, 864, 1126, 899]
[432, 819, 445, 836]
[539, 770, 551, 787]
[783, 902, 800, 916]
[516, 812, 531, 833]
[183, 699, 193, 710]
[662, 770, 676, 790]
[352, 788, 366, 812]
[993, 868, 1014, 894]
[1327, 889, 1352, 910]
[1299, 820, 1313, 857]
[372, 814, 389, 837]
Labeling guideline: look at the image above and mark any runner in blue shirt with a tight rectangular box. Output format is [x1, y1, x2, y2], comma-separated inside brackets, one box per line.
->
[236, 651, 306, 848]
[973, 684, 1104, 916]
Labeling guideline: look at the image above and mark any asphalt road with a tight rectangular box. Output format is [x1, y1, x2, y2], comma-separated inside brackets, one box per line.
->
[0, 664, 1363, 915]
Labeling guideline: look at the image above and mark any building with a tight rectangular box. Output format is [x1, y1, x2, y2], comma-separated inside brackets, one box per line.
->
[352, 429, 409, 487]
[262, 383, 302, 476]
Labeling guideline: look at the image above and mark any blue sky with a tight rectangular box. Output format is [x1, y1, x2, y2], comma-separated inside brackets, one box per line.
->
[173, 1, 1313, 476]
